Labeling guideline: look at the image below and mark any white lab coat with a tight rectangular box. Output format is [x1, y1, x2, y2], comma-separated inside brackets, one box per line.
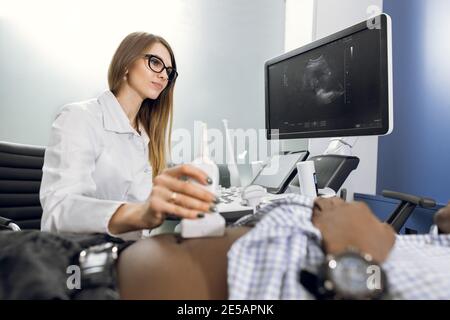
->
[40, 90, 153, 239]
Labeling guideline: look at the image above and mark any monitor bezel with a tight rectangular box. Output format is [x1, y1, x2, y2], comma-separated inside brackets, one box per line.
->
[265, 14, 393, 140]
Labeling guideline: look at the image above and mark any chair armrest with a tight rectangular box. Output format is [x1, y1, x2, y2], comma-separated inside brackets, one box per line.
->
[382, 190, 436, 208]
[0, 216, 21, 231]
[382, 190, 436, 233]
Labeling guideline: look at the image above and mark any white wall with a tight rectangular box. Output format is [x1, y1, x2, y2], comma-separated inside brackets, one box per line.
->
[286, 0, 384, 199]
[285, 0, 315, 51]
[313, 0, 383, 40]
[0, 0, 285, 166]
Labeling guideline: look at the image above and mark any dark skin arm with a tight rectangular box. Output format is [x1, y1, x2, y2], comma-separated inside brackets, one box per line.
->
[312, 197, 396, 263]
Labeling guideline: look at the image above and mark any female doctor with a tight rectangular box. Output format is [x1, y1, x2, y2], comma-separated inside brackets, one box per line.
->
[39, 32, 218, 239]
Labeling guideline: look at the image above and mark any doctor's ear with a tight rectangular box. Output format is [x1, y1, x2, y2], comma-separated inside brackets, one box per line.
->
[123, 70, 129, 81]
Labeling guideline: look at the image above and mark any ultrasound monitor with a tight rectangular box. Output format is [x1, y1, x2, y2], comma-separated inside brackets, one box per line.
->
[265, 14, 393, 140]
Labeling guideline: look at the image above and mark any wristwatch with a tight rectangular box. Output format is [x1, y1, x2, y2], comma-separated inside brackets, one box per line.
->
[300, 248, 388, 300]
[78, 242, 119, 290]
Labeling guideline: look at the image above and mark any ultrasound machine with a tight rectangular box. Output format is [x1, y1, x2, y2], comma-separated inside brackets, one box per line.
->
[215, 14, 393, 223]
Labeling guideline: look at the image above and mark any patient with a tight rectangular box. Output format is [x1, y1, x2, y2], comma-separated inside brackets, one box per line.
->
[116, 198, 450, 299]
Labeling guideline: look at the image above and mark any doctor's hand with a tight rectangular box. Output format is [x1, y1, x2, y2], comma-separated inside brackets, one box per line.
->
[142, 164, 219, 226]
[434, 201, 450, 234]
[312, 197, 396, 263]
[108, 164, 218, 235]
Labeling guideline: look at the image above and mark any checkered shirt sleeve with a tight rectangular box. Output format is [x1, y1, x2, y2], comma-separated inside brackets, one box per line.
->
[227, 194, 450, 300]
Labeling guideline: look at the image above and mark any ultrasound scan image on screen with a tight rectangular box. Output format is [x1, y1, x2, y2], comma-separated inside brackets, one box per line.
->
[265, 15, 391, 140]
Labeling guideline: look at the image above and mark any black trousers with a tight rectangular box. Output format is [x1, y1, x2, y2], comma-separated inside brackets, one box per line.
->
[0, 230, 133, 300]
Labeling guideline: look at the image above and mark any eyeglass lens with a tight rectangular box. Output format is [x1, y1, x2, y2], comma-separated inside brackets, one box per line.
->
[148, 56, 177, 81]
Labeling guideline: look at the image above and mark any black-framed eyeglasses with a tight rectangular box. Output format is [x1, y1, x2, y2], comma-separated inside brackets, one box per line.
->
[143, 54, 178, 82]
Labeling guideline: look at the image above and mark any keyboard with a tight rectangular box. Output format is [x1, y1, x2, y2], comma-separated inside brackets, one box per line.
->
[166, 186, 253, 223]
[217, 186, 254, 222]
[217, 186, 293, 223]
[167, 187, 292, 223]
[218, 186, 243, 204]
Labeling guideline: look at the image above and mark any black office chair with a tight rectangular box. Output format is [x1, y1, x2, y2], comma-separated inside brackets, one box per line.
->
[0, 141, 45, 231]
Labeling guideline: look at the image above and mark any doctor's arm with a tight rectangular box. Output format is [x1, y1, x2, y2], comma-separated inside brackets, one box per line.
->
[40, 106, 127, 234]
[40, 106, 216, 235]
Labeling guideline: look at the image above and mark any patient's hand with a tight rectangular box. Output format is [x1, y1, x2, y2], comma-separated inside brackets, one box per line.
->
[312, 198, 396, 263]
[434, 201, 450, 234]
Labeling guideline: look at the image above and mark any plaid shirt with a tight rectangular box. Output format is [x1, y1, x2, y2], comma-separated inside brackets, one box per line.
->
[227, 194, 450, 299]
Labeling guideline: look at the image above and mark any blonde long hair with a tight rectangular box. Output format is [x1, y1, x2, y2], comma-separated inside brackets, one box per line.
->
[108, 32, 176, 178]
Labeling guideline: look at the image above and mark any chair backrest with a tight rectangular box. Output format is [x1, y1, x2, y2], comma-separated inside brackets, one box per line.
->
[0, 141, 45, 230]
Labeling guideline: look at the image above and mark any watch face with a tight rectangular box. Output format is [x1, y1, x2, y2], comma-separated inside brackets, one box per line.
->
[328, 253, 378, 298]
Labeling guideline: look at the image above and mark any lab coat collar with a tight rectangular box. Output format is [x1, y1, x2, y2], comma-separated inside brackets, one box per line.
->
[98, 90, 135, 134]
[98, 90, 151, 146]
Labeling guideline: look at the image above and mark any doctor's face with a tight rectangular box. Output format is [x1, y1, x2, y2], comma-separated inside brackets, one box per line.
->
[127, 42, 174, 100]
